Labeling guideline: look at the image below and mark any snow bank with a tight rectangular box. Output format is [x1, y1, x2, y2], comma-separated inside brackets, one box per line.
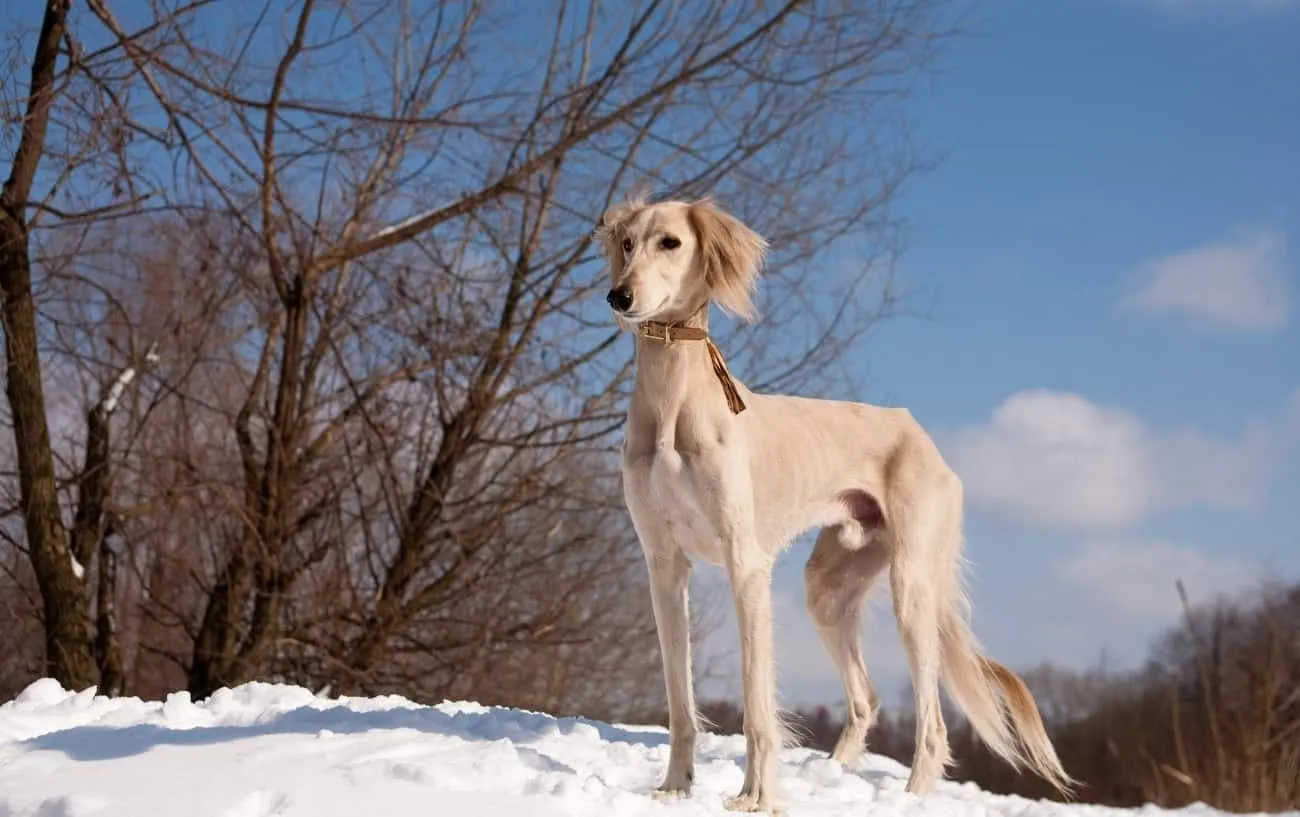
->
[0, 679, 1285, 817]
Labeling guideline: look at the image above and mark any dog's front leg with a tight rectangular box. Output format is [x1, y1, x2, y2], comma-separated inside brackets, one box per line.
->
[644, 547, 698, 797]
[688, 444, 781, 814]
[724, 542, 780, 814]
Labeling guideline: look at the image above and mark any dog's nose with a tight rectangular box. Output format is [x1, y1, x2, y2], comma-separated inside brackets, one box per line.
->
[606, 286, 634, 313]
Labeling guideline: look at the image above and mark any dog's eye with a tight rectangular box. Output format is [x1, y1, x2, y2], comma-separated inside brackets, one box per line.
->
[660, 235, 681, 250]
[621, 237, 633, 253]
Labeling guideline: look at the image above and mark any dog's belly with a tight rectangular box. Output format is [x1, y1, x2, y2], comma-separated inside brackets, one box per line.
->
[633, 448, 728, 566]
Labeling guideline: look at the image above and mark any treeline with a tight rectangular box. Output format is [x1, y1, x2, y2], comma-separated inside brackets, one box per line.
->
[697, 579, 1300, 812]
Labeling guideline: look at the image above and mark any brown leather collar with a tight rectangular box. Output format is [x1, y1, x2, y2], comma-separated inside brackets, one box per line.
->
[639, 321, 708, 343]
[639, 321, 746, 414]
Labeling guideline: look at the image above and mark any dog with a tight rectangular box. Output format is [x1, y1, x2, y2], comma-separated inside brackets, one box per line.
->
[594, 194, 1076, 813]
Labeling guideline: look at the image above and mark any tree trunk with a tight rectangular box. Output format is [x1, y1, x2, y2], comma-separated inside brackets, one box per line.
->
[188, 285, 308, 697]
[0, 216, 97, 689]
[188, 550, 251, 697]
[94, 529, 126, 696]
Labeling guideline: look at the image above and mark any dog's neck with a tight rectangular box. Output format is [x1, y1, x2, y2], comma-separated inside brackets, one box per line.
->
[628, 305, 746, 423]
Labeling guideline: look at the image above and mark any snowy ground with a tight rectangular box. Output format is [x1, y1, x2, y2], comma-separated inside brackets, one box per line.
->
[0, 680, 1288, 817]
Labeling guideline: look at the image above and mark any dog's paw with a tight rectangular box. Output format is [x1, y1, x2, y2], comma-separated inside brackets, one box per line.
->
[830, 741, 864, 767]
[723, 792, 779, 815]
[651, 765, 693, 800]
[651, 787, 690, 802]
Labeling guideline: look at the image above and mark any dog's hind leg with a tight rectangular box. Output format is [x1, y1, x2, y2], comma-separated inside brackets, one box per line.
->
[887, 467, 959, 796]
[804, 524, 890, 765]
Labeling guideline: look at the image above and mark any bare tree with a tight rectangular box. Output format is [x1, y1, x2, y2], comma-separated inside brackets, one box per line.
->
[1, 0, 951, 717]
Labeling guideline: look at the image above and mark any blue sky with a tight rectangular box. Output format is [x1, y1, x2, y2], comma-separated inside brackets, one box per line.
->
[700, 0, 1300, 707]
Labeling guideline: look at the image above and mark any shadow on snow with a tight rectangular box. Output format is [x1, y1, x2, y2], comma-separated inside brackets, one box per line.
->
[21, 698, 671, 762]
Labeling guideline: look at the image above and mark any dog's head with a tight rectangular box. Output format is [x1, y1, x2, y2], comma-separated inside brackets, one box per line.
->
[594, 196, 767, 327]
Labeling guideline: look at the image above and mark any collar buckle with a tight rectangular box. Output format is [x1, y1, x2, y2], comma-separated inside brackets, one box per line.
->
[641, 322, 672, 342]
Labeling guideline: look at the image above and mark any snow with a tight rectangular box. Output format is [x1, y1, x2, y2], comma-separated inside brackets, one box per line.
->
[100, 365, 138, 414]
[0, 679, 1283, 817]
[364, 207, 441, 243]
[101, 341, 160, 415]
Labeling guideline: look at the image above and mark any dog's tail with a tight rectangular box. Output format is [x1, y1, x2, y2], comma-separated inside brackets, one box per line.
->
[937, 563, 1077, 796]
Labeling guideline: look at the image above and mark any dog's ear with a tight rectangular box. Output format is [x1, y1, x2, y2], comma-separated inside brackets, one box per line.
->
[688, 198, 767, 322]
[593, 196, 647, 276]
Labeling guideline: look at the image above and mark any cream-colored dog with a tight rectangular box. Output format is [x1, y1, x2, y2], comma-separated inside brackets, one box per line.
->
[595, 195, 1075, 813]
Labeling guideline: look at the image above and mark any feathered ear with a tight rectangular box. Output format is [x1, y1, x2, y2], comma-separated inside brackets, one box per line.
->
[593, 195, 648, 276]
[688, 198, 768, 322]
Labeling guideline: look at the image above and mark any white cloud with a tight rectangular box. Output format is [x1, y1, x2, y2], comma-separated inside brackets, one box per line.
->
[1056, 538, 1261, 621]
[943, 389, 1282, 530]
[1121, 228, 1290, 331]
[1016, 537, 1278, 672]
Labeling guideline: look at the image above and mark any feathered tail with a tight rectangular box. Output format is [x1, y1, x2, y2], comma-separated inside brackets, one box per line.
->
[937, 575, 1078, 796]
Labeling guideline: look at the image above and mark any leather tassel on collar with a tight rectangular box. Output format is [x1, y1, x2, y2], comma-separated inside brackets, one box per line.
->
[639, 320, 747, 415]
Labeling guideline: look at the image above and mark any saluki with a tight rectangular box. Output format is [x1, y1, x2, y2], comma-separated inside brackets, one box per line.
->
[595, 195, 1075, 813]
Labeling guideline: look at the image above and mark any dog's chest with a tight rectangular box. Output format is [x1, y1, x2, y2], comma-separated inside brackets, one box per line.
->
[626, 444, 728, 565]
